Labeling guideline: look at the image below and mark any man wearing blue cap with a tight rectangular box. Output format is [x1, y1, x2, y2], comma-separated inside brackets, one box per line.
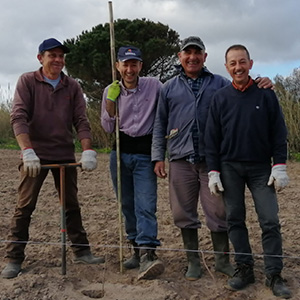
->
[1, 38, 103, 279]
[101, 46, 164, 280]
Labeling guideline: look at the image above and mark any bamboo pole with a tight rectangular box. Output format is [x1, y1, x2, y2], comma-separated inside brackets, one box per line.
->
[108, 0, 124, 274]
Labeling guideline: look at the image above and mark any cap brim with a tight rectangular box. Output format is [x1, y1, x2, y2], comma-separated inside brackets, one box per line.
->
[44, 45, 70, 53]
[119, 57, 143, 62]
[181, 43, 205, 51]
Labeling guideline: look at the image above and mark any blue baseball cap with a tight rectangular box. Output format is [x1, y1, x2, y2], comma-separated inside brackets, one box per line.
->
[38, 38, 70, 54]
[117, 46, 142, 62]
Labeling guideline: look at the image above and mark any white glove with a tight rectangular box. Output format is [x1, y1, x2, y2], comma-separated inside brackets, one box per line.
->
[22, 148, 41, 177]
[267, 164, 289, 191]
[208, 171, 224, 196]
[80, 150, 97, 171]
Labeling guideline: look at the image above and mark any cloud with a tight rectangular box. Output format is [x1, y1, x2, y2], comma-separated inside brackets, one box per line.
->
[0, 0, 299, 93]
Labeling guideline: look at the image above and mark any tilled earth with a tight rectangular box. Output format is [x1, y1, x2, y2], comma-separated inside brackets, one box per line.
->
[0, 149, 299, 300]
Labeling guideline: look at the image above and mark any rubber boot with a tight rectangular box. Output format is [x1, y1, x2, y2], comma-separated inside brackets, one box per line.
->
[73, 251, 105, 264]
[211, 231, 235, 277]
[123, 241, 140, 269]
[1, 262, 22, 279]
[181, 228, 202, 280]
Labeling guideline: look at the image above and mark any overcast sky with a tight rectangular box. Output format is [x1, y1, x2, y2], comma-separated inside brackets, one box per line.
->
[1, 0, 299, 99]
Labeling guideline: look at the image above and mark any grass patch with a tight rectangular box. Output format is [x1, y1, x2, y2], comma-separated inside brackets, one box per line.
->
[0, 138, 110, 153]
[289, 152, 300, 162]
[0, 138, 19, 150]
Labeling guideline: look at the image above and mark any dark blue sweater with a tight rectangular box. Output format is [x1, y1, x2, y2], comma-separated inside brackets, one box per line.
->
[205, 83, 287, 172]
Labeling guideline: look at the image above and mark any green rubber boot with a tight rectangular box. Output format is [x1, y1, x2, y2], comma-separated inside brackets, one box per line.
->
[211, 231, 235, 277]
[181, 228, 202, 281]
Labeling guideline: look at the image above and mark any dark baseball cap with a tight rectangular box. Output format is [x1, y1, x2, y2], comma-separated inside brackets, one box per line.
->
[38, 38, 70, 54]
[180, 36, 206, 51]
[117, 46, 143, 62]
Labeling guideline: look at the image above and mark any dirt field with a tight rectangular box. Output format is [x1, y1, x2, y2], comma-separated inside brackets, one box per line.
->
[0, 149, 299, 300]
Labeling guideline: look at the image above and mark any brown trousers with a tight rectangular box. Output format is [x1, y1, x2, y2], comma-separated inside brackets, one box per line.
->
[5, 162, 90, 263]
[169, 160, 227, 232]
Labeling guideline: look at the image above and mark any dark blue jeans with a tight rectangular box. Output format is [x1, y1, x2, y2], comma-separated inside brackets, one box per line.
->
[221, 161, 283, 276]
[110, 151, 160, 247]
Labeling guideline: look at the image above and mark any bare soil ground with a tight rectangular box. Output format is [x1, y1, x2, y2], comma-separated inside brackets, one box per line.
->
[0, 149, 299, 300]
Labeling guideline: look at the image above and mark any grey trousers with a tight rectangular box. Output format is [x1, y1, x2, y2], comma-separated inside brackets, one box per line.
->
[169, 159, 227, 232]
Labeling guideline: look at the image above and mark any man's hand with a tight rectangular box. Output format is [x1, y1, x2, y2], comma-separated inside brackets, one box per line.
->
[22, 148, 41, 177]
[255, 77, 273, 89]
[107, 80, 120, 102]
[154, 161, 167, 179]
[208, 171, 224, 196]
[267, 164, 289, 191]
[80, 150, 97, 171]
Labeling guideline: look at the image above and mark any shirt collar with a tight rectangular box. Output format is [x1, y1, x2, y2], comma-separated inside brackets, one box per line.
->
[120, 77, 140, 95]
[232, 76, 254, 92]
[176, 65, 212, 79]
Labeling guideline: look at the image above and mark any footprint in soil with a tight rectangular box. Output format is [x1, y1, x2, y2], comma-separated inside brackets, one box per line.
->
[81, 289, 105, 299]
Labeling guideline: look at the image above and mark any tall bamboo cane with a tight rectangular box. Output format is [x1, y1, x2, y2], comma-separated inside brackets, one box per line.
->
[108, 0, 123, 273]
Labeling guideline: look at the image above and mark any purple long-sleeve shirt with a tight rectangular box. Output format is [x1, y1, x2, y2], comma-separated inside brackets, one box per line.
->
[101, 77, 162, 137]
[11, 68, 91, 161]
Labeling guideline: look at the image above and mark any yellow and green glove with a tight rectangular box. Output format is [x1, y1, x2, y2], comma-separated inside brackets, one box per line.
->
[107, 80, 120, 102]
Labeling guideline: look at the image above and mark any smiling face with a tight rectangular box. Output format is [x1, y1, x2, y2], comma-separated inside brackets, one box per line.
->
[225, 48, 253, 87]
[116, 59, 143, 89]
[37, 48, 65, 79]
[178, 46, 207, 79]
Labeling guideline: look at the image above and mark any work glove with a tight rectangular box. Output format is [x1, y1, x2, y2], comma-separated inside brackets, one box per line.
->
[22, 148, 41, 177]
[208, 171, 224, 196]
[80, 150, 97, 171]
[267, 164, 289, 191]
[107, 80, 120, 102]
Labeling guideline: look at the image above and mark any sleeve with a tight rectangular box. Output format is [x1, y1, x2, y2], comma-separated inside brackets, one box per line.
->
[268, 90, 288, 164]
[204, 93, 222, 172]
[100, 85, 116, 133]
[10, 74, 32, 137]
[151, 84, 169, 162]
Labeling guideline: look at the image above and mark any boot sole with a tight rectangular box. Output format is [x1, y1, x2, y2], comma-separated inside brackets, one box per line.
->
[185, 276, 201, 281]
[138, 260, 164, 280]
[1, 271, 21, 279]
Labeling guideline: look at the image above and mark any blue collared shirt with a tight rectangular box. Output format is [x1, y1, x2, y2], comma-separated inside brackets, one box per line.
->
[183, 73, 203, 164]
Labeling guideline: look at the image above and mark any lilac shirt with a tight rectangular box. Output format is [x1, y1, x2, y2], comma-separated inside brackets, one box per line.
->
[101, 77, 162, 137]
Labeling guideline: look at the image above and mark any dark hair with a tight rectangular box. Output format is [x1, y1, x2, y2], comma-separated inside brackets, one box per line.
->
[225, 44, 250, 62]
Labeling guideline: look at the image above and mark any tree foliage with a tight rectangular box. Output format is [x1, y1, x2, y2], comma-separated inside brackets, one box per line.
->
[64, 18, 180, 103]
[274, 67, 300, 102]
[274, 67, 300, 155]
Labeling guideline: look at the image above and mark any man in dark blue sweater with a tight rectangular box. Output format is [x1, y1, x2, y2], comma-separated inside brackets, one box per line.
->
[205, 44, 291, 299]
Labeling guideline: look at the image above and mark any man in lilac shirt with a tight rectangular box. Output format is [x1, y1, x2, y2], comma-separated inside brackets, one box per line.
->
[101, 46, 164, 280]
